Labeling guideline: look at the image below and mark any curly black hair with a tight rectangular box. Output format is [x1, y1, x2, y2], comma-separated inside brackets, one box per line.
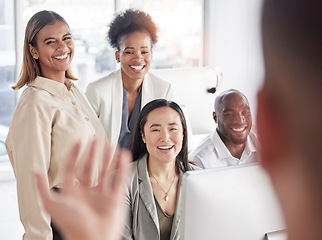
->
[107, 9, 158, 50]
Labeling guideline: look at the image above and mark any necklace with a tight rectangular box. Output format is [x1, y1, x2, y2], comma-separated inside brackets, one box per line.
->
[149, 171, 176, 201]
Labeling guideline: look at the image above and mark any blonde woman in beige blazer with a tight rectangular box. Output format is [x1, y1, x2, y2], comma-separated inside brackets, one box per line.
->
[85, 10, 173, 150]
[123, 99, 198, 240]
[6, 11, 108, 240]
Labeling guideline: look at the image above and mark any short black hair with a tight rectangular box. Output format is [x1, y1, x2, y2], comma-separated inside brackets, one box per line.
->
[107, 9, 158, 49]
[214, 89, 249, 113]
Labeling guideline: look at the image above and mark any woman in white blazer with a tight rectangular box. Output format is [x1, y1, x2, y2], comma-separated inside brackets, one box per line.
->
[85, 9, 173, 150]
[124, 99, 198, 240]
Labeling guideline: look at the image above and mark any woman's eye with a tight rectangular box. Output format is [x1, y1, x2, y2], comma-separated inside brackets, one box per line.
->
[125, 51, 133, 54]
[142, 51, 149, 54]
[63, 36, 72, 41]
[46, 40, 55, 45]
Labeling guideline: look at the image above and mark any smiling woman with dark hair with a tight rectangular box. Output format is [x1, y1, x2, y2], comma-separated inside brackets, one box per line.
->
[123, 99, 197, 240]
[85, 9, 173, 150]
[108, 9, 158, 50]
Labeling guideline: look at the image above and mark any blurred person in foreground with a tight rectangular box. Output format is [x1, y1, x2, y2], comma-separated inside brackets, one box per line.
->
[189, 89, 259, 168]
[257, 0, 322, 239]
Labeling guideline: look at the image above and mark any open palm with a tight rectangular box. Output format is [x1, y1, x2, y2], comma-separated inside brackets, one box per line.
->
[35, 141, 131, 240]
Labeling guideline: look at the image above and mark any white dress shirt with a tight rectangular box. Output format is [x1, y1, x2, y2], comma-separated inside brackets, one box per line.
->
[188, 130, 259, 169]
[6, 76, 108, 240]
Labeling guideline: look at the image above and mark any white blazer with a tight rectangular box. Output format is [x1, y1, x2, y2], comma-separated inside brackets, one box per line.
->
[85, 69, 173, 145]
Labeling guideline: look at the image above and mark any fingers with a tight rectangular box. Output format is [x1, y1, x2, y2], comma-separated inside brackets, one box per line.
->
[81, 140, 97, 188]
[100, 146, 120, 191]
[98, 144, 114, 190]
[111, 149, 132, 198]
[62, 143, 81, 193]
[109, 146, 120, 174]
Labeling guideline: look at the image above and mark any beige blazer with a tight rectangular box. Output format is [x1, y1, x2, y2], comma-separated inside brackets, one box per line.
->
[123, 155, 197, 240]
[85, 69, 173, 146]
[6, 77, 108, 240]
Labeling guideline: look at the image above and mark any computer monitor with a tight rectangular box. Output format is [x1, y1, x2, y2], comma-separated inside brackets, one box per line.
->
[181, 163, 287, 240]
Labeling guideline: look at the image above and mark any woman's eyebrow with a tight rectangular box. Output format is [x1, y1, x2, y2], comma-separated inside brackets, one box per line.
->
[124, 47, 135, 50]
[149, 123, 161, 128]
[43, 37, 55, 43]
[43, 33, 71, 43]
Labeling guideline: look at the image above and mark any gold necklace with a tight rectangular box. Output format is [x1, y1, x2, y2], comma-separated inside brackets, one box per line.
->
[149, 171, 176, 201]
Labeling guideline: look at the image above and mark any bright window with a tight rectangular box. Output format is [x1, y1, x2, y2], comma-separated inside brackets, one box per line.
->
[22, 0, 204, 91]
[0, 0, 204, 131]
[116, 0, 204, 69]
[0, 0, 16, 127]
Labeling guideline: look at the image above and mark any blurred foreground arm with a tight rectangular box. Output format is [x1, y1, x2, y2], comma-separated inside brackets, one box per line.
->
[35, 141, 131, 240]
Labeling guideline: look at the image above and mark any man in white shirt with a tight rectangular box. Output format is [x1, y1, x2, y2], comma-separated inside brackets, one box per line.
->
[189, 89, 259, 168]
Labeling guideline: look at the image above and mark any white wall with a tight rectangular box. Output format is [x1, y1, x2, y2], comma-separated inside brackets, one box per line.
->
[204, 0, 264, 123]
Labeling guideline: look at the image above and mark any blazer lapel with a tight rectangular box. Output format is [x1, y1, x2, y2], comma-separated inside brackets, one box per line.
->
[138, 156, 160, 232]
[170, 170, 183, 239]
[141, 73, 155, 108]
[110, 69, 123, 145]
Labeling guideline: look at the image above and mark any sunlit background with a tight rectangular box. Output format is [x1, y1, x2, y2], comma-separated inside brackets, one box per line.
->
[0, 0, 204, 126]
[0, 0, 264, 167]
[0, 0, 264, 129]
[0, 1, 264, 239]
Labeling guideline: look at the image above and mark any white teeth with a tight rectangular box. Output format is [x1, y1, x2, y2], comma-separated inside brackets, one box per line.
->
[158, 145, 173, 150]
[130, 65, 144, 70]
[232, 127, 245, 132]
[54, 53, 68, 60]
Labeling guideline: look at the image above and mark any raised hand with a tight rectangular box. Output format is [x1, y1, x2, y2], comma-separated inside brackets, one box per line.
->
[35, 141, 131, 240]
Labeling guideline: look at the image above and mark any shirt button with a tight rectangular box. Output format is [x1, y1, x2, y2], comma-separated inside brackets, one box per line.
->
[71, 101, 76, 105]
[85, 116, 89, 121]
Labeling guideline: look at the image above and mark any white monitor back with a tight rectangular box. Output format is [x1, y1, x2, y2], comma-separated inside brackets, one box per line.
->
[181, 164, 287, 240]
